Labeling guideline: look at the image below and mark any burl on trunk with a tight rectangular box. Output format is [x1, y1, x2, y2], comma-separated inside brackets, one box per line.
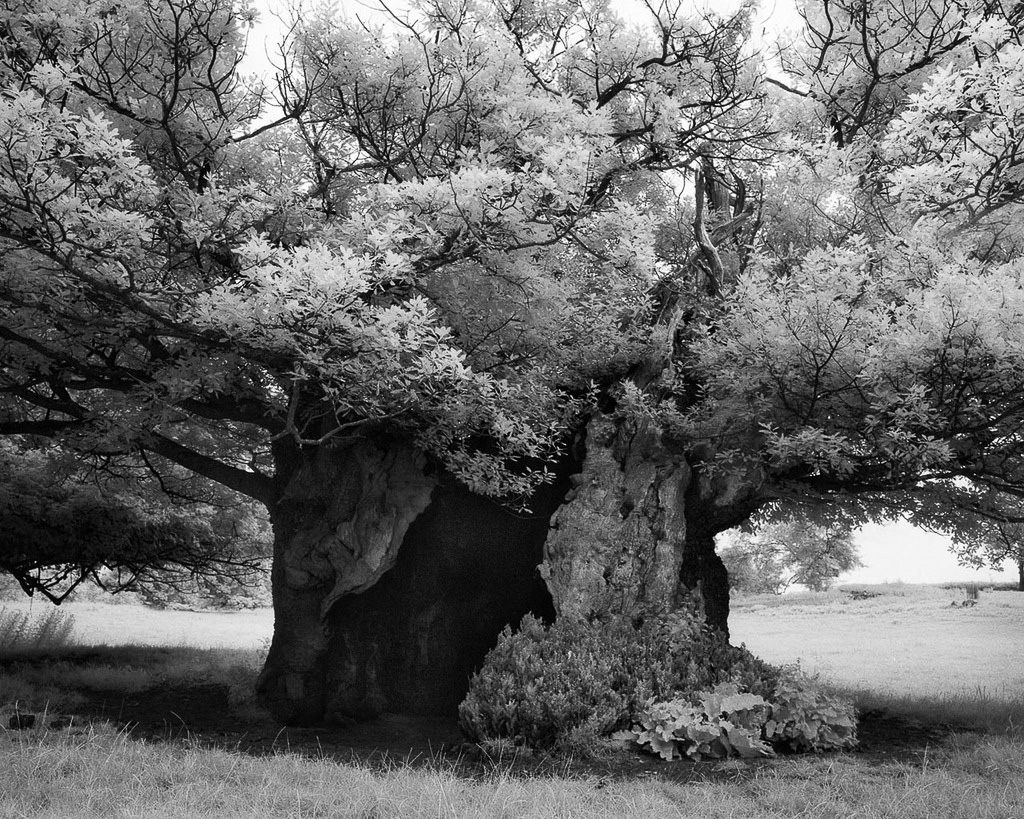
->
[257, 418, 734, 725]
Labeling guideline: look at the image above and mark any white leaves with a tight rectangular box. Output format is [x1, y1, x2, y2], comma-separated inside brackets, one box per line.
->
[624, 674, 857, 762]
[691, 225, 1024, 484]
[883, 40, 1024, 220]
[0, 83, 157, 259]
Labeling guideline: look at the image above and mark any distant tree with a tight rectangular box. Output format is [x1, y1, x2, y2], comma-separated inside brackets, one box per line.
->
[951, 514, 1024, 592]
[718, 521, 862, 594]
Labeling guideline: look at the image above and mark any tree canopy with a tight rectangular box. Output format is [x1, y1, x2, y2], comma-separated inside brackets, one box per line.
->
[0, 439, 270, 602]
[3, 0, 1024, 578]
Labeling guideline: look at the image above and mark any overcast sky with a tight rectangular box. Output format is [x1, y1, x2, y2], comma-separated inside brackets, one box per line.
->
[846, 523, 1017, 585]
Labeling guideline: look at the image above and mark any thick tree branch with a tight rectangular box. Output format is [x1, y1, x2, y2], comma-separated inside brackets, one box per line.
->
[0, 419, 84, 436]
[142, 432, 275, 506]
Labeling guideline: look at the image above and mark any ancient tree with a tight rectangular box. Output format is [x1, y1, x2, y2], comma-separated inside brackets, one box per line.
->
[3, 0, 1024, 724]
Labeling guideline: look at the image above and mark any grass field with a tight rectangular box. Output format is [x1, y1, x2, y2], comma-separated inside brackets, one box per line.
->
[0, 596, 273, 650]
[731, 584, 1024, 698]
[2, 585, 1023, 818]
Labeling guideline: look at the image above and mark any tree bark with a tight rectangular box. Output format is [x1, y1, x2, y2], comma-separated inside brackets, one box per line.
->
[540, 414, 754, 636]
[540, 415, 689, 621]
[257, 415, 762, 725]
[256, 438, 437, 725]
[256, 438, 571, 725]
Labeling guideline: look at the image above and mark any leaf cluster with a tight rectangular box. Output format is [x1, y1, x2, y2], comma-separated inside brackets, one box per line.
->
[718, 518, 862, 594]
[626, 672, 857, 760]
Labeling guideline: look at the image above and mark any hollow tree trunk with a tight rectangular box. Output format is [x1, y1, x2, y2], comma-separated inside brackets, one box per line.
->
[257, 415, 760, 725]
[256, 437, 571, 725]
[679, 526, 732, 637]
[256, 438, 437, 725]
[321, 474, 564, 721]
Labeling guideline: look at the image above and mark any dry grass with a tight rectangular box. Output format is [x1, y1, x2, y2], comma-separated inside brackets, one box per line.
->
[3, 585, 1024, 818]
[0, 605, 76, 651]
[1, 644, 265, 718]
[1, 723, 1022, 818]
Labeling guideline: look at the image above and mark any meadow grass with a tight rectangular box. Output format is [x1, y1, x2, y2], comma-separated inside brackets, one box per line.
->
[1, 720, 1021, 818]
[0, 596, 272, 650]
[2, 585, 1023, 818]
[730, 585, 1024, 699]
[848, 686, 1024, 734]
[0, 644, 264, 716]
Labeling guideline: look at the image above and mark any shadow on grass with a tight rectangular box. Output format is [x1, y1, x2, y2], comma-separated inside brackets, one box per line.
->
[5, 644, 1008, 786]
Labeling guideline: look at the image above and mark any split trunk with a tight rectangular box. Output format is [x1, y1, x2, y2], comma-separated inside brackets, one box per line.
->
[256, 416, 760, 726]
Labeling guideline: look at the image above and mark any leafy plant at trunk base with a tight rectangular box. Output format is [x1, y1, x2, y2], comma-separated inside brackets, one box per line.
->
[625, 672, 858, 761]
[624, 684, 774, 760]
[763, 670, 859, 753]
[458, 610, 779, 755]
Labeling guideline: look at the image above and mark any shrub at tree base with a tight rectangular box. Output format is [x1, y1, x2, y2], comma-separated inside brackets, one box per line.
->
[459, 613, 856, 759]
[458, 610, 788, 756]
[763, 674, 859, 753]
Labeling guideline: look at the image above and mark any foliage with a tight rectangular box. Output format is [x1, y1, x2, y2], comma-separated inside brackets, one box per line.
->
[719, 520, 862, 594]
[4, 0, 749, 502]
[625, 683, 774, 761]
[458, 615, 627, 755]
[763, 671, 859, 753]
[126, 561, 271, 610]
[625, 672, 858, 761]
[949, 509, 1024, 591]
[458, 610, 779, 754]
[0, 440, 272, 603]
[0, 0, 1014, 531]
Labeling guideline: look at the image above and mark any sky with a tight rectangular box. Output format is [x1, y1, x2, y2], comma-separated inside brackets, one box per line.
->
[237, 0, 1020, 587]
[844, 522, 1018, 586]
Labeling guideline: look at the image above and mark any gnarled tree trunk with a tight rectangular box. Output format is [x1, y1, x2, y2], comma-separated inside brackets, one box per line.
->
[257, 436, 569, 725]
[257, 437, 437, 725]
[540, 414, 743, 635]
[257, 416, 762, 725]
